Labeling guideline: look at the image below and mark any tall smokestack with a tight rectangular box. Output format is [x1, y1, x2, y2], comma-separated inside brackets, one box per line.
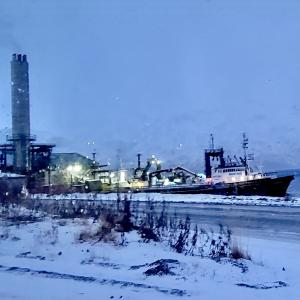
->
[11, 53, 31, 173]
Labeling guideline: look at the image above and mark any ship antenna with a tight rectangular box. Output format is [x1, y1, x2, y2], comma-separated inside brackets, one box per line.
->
[210, 133, 214, 150]
[137, 153, 141, 169]
[92, 150, 96, 162]
[242, 133, 248, 167]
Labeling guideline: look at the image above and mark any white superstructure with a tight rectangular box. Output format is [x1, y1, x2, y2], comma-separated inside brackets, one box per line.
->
[211, 166, 264, 184]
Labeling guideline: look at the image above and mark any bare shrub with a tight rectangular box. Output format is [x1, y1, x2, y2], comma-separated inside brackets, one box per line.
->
[78, 211, 119, 243]
[57, 219, 67, 226]
[36, 223, 59, 245]
[97, 212, 118, 242]
[133, 202, 237, 259]
[0, 204, 44, 225]
[209, 225, 232, 260]
[115, 196, 134, 232]
[169, 216, 190, 253]
[20, 194, 249, 261]
[78, 228, 93, 242]
[0, 228, 10, 240]
[139, 227, 160, 242]
[76, 196, 135, 244]
[230, 243, 251, 260]
[144, 260, 177, 276]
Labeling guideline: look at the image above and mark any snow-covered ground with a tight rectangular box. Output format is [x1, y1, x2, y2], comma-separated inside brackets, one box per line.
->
[0, 210, 299, 300]
[32, 192, 300, 207]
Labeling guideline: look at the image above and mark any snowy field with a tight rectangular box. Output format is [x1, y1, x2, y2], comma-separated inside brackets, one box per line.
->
[0, 207, 300, 300]
[32, 192, 300, 207]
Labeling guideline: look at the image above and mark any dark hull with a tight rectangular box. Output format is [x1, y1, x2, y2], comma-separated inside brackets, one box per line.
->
[135, 175, 294, 197]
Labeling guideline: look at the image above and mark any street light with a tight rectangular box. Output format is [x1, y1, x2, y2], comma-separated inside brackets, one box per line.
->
[67, 164, 82, 186]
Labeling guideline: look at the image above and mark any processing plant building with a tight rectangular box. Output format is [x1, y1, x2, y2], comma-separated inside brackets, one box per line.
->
[0, 54, 55, 181]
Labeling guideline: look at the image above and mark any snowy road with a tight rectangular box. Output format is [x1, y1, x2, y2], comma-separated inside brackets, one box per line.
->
[159, 203, 300, 242]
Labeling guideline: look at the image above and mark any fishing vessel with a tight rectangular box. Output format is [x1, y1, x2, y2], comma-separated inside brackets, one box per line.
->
[84, 134, 294, 197]
[130, 134, 294, 197]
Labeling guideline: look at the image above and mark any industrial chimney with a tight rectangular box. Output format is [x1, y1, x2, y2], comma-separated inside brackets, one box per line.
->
[11, 53, 32, 174]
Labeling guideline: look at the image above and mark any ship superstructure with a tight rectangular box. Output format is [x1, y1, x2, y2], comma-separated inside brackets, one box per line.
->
[129, 134, 294, 197]
[207, 133, 263, 184]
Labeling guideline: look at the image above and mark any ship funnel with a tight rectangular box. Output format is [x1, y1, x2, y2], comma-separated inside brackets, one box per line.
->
[137, 153, 141, 169]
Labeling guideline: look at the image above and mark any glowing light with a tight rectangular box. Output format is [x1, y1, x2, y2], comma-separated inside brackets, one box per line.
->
[163, 178, 170, 186]
[119, 170, 126, 182]
[67, 164, 82, 173]
[206, 178, 213, 184]
[135, 181, 144, 188]
[73, 165, 82, 172]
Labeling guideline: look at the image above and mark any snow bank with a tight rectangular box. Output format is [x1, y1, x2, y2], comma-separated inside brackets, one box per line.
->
[0, 217, 299, 299]
[31, 192, 300, 207]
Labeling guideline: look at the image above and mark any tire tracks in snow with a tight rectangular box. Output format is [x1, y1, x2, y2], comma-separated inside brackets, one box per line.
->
[0, 264, 187, 296]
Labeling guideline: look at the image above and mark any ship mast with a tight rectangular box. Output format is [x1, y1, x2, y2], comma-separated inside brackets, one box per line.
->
[210, 133, 214, 150]
[242, 133, 248, 168]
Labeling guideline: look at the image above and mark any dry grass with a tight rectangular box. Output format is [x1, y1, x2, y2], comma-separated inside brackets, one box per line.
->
[230, 243, 251, 260]
[78, 212, 119, 243]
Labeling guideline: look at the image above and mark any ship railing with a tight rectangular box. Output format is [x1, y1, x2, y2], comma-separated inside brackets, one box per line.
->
[262, 172, 277, 178]
[6, 134, 37, 141]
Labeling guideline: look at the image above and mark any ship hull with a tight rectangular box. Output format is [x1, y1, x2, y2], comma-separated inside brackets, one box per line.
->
[136, 175, 294, 197]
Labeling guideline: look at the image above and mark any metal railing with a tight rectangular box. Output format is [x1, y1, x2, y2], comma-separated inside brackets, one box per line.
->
[6, 134, 36, 142]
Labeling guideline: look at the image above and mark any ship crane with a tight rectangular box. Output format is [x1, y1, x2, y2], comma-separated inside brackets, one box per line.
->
[134, 154, 162, 181]
[149, 166, 201, 186]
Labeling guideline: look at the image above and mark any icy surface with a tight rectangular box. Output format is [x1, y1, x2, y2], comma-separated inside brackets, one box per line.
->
[0, 172, 25, 178]
[32, 192, 300, 207]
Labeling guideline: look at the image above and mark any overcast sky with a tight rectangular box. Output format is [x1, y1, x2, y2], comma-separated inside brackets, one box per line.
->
[0, 0, 299, 171]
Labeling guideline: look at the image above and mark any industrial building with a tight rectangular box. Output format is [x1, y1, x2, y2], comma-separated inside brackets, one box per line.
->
[49, 153, 94, 186]
[0, 54, 107, 191]
[0, 54, 55, 188]
[0, 54, 156, 193]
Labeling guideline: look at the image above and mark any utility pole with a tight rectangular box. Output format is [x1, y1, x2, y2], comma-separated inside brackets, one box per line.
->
[92, 150, 96, 179]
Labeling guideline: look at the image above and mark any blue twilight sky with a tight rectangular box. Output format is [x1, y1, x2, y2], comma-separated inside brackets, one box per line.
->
[0, 0, 300, 171]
